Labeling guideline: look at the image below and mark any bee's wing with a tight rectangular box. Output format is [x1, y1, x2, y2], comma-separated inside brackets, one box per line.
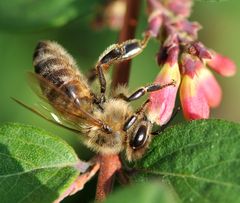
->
[27, 72, 105, 128]
[12, 97, 84, 134]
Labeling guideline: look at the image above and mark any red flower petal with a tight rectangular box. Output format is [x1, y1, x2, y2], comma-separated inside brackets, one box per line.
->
[147, 63, 181, 125]
[180, 74, 209, 120]
[197, 67, 222, 108]
[207, 52, 236, 77]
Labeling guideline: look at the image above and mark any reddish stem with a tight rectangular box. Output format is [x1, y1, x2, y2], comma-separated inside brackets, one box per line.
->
[112, 0, 141, 87]
[95, 154, 122, 201]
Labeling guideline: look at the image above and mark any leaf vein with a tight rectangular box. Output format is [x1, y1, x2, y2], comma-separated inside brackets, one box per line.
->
[18, 169, 60, 203]
[2, 136, 68, 161]
[142, 170, 240, 188]
[183, 177, 211, 203]
[0, 163, 78, 179]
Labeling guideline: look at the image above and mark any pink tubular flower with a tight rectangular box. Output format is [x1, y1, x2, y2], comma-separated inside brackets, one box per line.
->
[148, 62, 181, 125]
[207, 51, 236, 77]
[146, 0, 237, 122]
[149, 49, 236, 121]
[197, 67, 222, 108]
[148, 36, 181, 125]
[180, 74, 209, 119]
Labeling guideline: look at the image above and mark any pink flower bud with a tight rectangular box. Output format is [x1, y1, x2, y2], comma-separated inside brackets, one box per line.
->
[180, 74, 209, 120]
[148, 63, 181, 125]
[207, 52, 236, 77]
[157, 35, 179, 66]
[178, 20, 201, 39]
[180, 53, 202, 78]
[167, 0, 193, 18]
[148, 11, 163, 37]
[186, 42, 212, 60]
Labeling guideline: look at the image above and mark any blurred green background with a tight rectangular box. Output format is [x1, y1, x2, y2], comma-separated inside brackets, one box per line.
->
[0, 0, 239, 202]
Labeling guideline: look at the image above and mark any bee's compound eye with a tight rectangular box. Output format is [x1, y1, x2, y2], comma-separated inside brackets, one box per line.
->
[130, 125, 148, 150]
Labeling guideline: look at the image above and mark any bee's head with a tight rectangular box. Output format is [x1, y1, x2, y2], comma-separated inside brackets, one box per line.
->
[123, 117, 152, 161]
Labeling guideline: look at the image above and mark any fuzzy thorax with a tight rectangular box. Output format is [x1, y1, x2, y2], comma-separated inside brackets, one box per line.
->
[84, 99, 133, 155]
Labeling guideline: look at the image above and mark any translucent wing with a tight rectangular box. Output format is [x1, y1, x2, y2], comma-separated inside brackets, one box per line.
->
[12, 97, 84, 134]
[27, 72, 105, 128]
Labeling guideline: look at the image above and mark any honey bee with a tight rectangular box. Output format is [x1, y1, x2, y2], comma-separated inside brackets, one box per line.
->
[15, 32, 175, 161]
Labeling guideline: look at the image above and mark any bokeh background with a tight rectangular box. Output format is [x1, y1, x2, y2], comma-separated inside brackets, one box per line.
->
[0, 0, 239, 202]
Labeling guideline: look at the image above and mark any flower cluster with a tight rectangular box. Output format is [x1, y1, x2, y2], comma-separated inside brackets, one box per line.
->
[92, 0, 126, 31]
[146, 0, 236, 125]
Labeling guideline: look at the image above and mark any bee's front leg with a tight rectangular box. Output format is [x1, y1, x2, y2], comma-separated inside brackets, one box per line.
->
[123, 100, 150, 131]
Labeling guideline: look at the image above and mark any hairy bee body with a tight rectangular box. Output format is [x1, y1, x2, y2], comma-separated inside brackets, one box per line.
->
[33, 41, 93, 118]
[30, 38, 158, 161]
[32, 41, 142, 160]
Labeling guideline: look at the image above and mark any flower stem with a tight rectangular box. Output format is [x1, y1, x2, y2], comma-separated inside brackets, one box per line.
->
[112, 0, 141, 87]
[95, 0, 141, 201]
[95, 154, 122, 201]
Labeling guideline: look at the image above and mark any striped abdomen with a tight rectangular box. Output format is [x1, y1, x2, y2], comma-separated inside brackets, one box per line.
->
[33, 41, 93, 115]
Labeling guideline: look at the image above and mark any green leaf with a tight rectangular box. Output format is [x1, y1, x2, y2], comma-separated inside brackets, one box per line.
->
[0, 123, 79, 203]
[134, 119, 240, 203]
[0, 0, 97, 32]
[104, 181, 179, 203]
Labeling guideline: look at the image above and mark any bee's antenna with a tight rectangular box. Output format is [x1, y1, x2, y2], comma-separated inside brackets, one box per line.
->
[123, 100, 150, 131]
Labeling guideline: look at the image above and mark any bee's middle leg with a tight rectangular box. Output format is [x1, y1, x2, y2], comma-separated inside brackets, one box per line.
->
[116, 80, 176, 102]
